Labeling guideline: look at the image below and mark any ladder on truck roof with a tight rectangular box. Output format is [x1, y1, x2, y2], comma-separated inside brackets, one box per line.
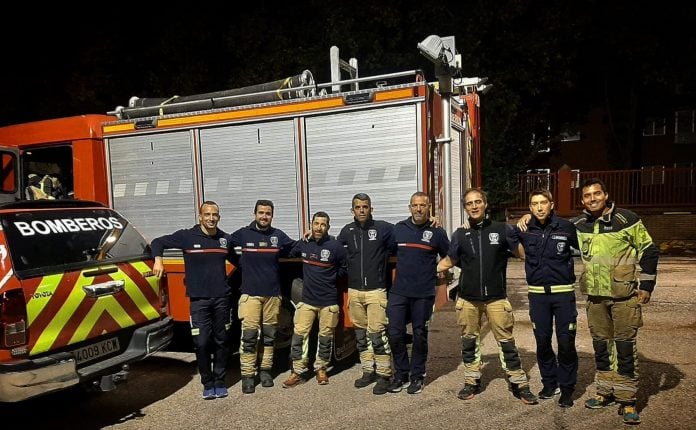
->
[109, 46, 424, 121]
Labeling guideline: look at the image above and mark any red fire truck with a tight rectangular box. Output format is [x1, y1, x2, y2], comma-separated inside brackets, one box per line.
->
[0, 46, 483, 361]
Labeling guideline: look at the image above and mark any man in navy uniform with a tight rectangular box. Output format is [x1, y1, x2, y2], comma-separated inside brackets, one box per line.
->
[282, 211, 347, 387]
[512, 189, 579, 407]
[229, 199, 296, 394]
[387, 191, 449, 394]
[151, 201, 234, 400]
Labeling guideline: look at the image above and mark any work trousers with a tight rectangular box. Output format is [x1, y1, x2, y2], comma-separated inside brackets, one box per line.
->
[586, 294, 643, 404]
[347, 288, 392, 377]
[387, 292, 435, 382]
[190, 296, 231, 390]
[528, 291, 578, 391]
[455, 297, 529, 387]
[289, 302, 340, 374]
[238, 294, 281, 378]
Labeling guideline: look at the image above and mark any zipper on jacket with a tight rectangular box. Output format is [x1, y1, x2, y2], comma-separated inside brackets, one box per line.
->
[360, 229, 366, 287]
[478, 230, 485, 297]
[540, 224, 552, 282]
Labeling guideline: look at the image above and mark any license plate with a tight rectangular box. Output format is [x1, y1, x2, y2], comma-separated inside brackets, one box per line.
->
[73, 338, 120, 365]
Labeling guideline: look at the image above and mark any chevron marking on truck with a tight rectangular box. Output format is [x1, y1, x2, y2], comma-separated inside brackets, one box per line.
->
[26, 262, 160, 355]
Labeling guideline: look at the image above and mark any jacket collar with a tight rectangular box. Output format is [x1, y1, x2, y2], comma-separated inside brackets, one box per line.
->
[354, 216, 375, 230]
[191, 224, 223, 238]
[470, 217, 491, 230]
[582, 201, 616, 223]
[530, 211, 560, 230]
[248, 220, 274, 234]
[316, 234, 331, 245]
[398, 217, 431, 230]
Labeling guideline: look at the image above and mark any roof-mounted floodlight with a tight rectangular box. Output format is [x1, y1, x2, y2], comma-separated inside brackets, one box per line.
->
[417, 35, 458, 72]
[418, 35, 444, 63]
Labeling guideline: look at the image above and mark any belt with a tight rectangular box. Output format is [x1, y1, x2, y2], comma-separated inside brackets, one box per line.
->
[528, 284, 575, 294]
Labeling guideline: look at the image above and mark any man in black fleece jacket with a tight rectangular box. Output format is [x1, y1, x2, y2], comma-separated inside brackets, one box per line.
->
[437, 188, 538, 405]
[337, 193, 395, 395]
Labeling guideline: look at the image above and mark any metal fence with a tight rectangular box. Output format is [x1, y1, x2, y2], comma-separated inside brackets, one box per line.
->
[509, 167, 696, 210]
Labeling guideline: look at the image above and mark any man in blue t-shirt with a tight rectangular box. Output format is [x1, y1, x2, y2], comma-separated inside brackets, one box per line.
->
[387, 191, 449, 395]
[282, 211, 347, 388]
[151, 201, 234, 400]
[228, 199, 296, 394]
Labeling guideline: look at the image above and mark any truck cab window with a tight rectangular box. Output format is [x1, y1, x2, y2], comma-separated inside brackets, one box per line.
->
[0, 151, 17, 193]
[22, 146, 73, 200]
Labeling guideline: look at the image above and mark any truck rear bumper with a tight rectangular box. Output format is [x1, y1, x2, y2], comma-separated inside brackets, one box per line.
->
[0, 317, 173, 402]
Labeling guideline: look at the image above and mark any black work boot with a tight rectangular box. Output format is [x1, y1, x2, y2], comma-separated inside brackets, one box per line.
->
[354, 371, 377, 388]
[241, 377, 255, 394]
[457, 382, 481, 400]
[372, 376, 391, 395]
[259, 369, 274, 388]
[558, 388, 574, 408]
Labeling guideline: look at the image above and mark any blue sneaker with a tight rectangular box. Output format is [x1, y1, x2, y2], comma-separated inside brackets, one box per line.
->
[215, 387, 228, 398]
[202, 387, 216, 400]
[620, 404, 641, 425]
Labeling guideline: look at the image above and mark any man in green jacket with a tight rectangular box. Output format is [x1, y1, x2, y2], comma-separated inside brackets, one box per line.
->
[573, 178, 658, 425]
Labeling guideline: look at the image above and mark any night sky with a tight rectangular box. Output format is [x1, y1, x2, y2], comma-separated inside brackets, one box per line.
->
[1, 2, 693, 176]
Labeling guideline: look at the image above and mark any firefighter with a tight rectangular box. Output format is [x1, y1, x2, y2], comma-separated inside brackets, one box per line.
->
[337, 193, 395, 395]
[26, 173, 63, 200]
[437, 188, 539, 405]
[282, 211, 347, 388]
[151, 201, 234, 400]
[511, 189, 579, 408]
[572, 178, 658, 425]
[386, 192, 449, 395]
[228, 200, 296, 394]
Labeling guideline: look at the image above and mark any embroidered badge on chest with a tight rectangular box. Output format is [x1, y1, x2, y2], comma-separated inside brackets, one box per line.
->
[271, 236, 279, 247]
[219, 237, 228, 248]
[489, 232, 499, 245]
[368, 229, 378, 241]
[320, 249, 330, 261]
[557, 242, 566, 252]
[421, 230, 433, 242]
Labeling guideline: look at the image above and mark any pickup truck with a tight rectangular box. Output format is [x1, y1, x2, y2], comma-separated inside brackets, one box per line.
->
[0, 200, 173, 402]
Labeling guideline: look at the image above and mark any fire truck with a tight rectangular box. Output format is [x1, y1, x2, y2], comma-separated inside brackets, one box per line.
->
[0, 45, 483, 362]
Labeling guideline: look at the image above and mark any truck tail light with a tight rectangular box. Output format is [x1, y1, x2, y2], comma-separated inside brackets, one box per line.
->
[1, 290, 27, 348]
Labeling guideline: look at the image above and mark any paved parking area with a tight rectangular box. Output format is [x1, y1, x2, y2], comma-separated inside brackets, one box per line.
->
[4, 257, 695, 430]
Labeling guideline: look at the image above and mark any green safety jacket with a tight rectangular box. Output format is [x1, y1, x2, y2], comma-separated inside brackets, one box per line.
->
[571, 202, 658, 298]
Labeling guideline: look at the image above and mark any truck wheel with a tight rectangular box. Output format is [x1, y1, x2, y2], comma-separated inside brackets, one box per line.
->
[290, 278, 303, 306]
[274, 297, 295, 350]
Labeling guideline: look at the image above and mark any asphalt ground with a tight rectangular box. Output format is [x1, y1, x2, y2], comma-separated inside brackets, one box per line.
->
[4, 257, 695, 430]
